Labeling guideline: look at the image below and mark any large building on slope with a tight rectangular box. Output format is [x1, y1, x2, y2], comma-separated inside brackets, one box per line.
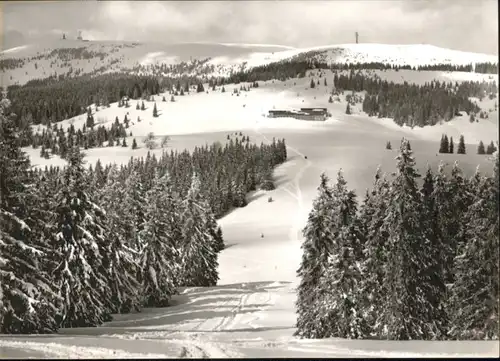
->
[268, 107, 330, 121]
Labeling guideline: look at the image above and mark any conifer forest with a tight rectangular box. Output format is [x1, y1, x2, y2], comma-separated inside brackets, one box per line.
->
[296, 139, 499, 341]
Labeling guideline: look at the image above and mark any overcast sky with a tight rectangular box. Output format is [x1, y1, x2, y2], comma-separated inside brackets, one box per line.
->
[1, 0, 498, 54]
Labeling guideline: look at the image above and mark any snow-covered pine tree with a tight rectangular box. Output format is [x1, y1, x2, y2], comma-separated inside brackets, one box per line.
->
[0, 95, 60, 333]
[205, 210, 225, 253]
[179, 172, 219, 287]
[431, 162, 456, 289]
[477, 141, 486, 155]
[100, 165, 142, 313]
[420, 165, 448, 339]
[449, 166, 498, 340]
[213, 226, 225, 253]
[295, 173, 335, 338]
[138, 171, 179, 307]
[381, 138, 439, 340]
[492, 154, 499, 336]
[318, 170, 366, 339]
[359, 166, 391, 337]
[52, 147, 113, 327]
[32, 172, 60, 275]
[93, 159, 106, 190]
[122, 169, 147, 252]
[457, 135, 466, 154]
[232, 170, 248, 207]
[444, 161, 473, 281]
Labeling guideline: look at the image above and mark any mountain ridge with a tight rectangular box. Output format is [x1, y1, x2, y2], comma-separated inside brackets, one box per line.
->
[1, 41, 497, 87]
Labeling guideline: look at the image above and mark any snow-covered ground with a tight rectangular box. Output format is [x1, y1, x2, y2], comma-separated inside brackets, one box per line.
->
[2, 71, 499, 358]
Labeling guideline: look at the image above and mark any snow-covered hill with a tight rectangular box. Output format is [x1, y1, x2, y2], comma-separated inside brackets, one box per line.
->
[296, 43, 498, 67]
[1, 41, 497, 86]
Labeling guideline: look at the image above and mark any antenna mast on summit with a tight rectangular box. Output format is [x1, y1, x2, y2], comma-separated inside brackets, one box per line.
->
[355, 31, 359, 44]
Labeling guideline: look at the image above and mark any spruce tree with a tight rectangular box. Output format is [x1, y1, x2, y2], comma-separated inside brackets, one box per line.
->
[457, 135, 466, 154]
[439, 134, 449, 153]
[443, 162, 473, 281]
[52, 147, 112, 327]
[381, 138, 439, 340]
[432, 163, 455, 284]
[138, 171, 179, 307]
[131, 138, 138, 150]
[205, 208, 225, 254]
[449, 164, 499, 340]
[153, 102, 158, 118]
[478, 141, 486, 154]
[213, 226, 225, 252]
[449, 136, 454, 154]
[295, 173, 335, 338]
[179, 173, 219, 287]
[318, 170, 366, 339]
[123, 169, 147, 252]
[420, 165, 448, 338]
[0, 95, 59, 333]
[486, 141, 496, 155]
[100, 165, 142, 313]
[359, 167, 391, 337]
[86, 107, 94, 128]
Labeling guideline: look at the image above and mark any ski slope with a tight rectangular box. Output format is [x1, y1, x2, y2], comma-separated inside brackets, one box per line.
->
[2, 70, 499, 357]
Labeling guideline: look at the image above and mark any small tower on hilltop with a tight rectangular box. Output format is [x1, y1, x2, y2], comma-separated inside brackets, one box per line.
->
[77, 30, 83, 41]
[62, 33, 66, 40]
[355, 31, 359, 44]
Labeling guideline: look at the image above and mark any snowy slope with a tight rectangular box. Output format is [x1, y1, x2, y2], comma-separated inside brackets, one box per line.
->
[24, 69, 498, 169]
[0, 40, 293, 86]
[302, 43, 498, 67]
[1, 41, 497, 86]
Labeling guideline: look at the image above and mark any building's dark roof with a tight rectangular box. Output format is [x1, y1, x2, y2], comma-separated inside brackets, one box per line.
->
[300, 107, 327, 111]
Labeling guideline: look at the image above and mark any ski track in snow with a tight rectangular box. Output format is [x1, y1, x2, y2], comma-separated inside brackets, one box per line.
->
[0, 339, 168, 359]
[253, 113, 312, 246]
